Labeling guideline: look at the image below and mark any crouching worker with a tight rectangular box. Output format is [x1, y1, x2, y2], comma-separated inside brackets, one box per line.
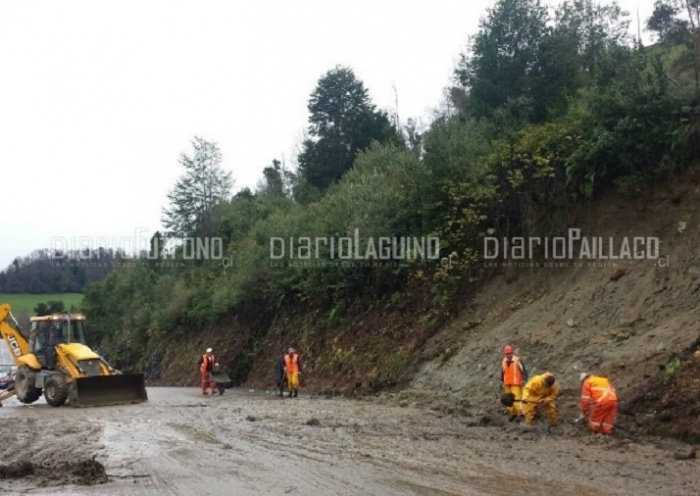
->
[521, 372, 559, 426]
[198, 347, 218, 395]
[578, 373, 617, 435]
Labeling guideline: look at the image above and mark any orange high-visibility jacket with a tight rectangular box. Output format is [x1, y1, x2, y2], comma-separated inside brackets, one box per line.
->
[581, 375, 617, 414]
[284, 353, 300, 373]
[502, 356, 526, 386]
[200, 354, 216, 372]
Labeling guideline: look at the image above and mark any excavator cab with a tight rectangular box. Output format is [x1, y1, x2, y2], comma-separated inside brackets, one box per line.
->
[29, 315, 88, 369]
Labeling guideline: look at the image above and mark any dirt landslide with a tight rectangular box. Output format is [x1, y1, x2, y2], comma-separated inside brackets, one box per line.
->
[409, 168, 700, 447]
[625, 346, 700, 443]
[0, 387, 697, 496]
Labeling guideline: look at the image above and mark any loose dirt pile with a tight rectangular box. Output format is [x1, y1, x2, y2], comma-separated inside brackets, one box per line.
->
[0, 458, 107, 485]
[625, 344, 700, 443]
[0, 416, 108, 488]
[0, 461, 33, 479]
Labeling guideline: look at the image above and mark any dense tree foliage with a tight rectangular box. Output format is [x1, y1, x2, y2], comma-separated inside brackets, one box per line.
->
[647, 0, 700, 98]
[71, 0, 700, 374]
[258, 159, 287, 197]
[0, 249, 123, 293]
[294, 66, 402, 202]
[456, 0, 550, 120]
[34, 300, 66, 316]
[455, 0, 631, 122]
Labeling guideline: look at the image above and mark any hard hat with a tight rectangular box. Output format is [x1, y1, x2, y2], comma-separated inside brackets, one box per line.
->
[580, 372, 589, 382]
[288, 347, 295, 353]
[504, 345, 513, 354]
[206, 348, 213, 353]
[545, 374, 556, 386]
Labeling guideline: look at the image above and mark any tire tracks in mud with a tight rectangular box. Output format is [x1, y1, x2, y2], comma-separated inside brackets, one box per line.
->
[0, 407, 109, 492]
[0, 388, 698, 496]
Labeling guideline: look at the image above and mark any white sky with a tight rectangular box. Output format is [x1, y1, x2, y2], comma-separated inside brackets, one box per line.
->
[0, 0, 655, 271]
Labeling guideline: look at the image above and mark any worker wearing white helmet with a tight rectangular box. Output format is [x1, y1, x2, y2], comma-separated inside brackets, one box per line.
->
[197, 347, 218, 395]
[576, 372, 618, 434]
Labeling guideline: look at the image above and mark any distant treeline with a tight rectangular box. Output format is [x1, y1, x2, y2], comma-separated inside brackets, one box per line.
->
[0, 248, 125, 293]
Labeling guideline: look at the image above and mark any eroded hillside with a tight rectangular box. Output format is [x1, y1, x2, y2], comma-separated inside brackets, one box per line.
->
[408, 168, 700, 441]
[154, 168, 700, 443]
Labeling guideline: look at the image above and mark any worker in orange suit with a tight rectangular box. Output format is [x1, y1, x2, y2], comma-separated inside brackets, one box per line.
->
[521, 372, 559, 426]
[284, 347, 303, 397]
[501, 344, 528, 420]
[197, 347, 218, 395]
[577, 373, 618, 434]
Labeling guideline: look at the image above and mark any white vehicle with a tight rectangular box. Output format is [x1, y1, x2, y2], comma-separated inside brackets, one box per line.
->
[0, 364, 16, 390]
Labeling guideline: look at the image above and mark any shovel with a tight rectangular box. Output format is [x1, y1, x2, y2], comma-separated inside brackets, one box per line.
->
[500, 393, 541, 407]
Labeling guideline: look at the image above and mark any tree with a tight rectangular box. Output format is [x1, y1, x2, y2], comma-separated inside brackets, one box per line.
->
[647, 0, 688, 43]
[34, 300, 65, 316]
[455, 0, 549, 120]
[647, 0, 700, 98]
[455, 0, 631, 122]
[403, 118, 424, 158]
[259, 159, 286, 196]
[295, 66, 401, 202]
[162, 137, 233, 238]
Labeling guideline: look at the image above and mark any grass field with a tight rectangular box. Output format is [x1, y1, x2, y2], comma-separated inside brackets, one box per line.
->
[0, 293, 84, 364]
[0, 293, 84, 317]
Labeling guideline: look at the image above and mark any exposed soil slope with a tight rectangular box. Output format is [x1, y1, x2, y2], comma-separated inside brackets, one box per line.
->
[154, 168, 700, 444]
[410, 169, 700, 442]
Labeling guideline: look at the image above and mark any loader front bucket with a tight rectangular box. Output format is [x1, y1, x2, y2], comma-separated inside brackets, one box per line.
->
[69, 374, 148, 407]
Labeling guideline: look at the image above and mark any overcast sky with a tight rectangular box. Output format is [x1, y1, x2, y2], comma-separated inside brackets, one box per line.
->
[0, 0, 655, 271]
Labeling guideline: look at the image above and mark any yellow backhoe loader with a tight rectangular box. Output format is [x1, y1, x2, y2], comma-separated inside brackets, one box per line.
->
[0, 303, 147, 407]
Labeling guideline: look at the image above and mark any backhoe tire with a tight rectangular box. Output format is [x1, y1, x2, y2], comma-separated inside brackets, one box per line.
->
[15, 366, 42, 404]
[44, 374, 69, 407]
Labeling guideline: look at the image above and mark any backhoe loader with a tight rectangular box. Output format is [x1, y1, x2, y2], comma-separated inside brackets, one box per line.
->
[0, 303, 147, 407]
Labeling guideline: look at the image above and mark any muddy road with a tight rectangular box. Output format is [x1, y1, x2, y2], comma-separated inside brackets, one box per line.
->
[0, 387, 697, 495]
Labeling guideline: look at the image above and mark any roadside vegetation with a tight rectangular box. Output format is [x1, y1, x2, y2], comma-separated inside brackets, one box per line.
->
[61, 0, 700, 380]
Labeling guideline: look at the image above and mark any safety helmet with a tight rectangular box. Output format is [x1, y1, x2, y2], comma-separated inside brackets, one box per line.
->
[206, 348, 213, 353]
[288, 347, 295, 354]
[579, 372, 589, 382]
[504, 345, 513, 354]
[545, 374, 556, 386]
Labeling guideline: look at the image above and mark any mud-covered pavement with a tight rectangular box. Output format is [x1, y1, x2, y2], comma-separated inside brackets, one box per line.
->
[0, 388, 697, 495]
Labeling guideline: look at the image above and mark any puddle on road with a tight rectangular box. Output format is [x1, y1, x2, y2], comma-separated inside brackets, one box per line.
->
[100, 421, 162, 463]
[167, 422, 220, 444]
